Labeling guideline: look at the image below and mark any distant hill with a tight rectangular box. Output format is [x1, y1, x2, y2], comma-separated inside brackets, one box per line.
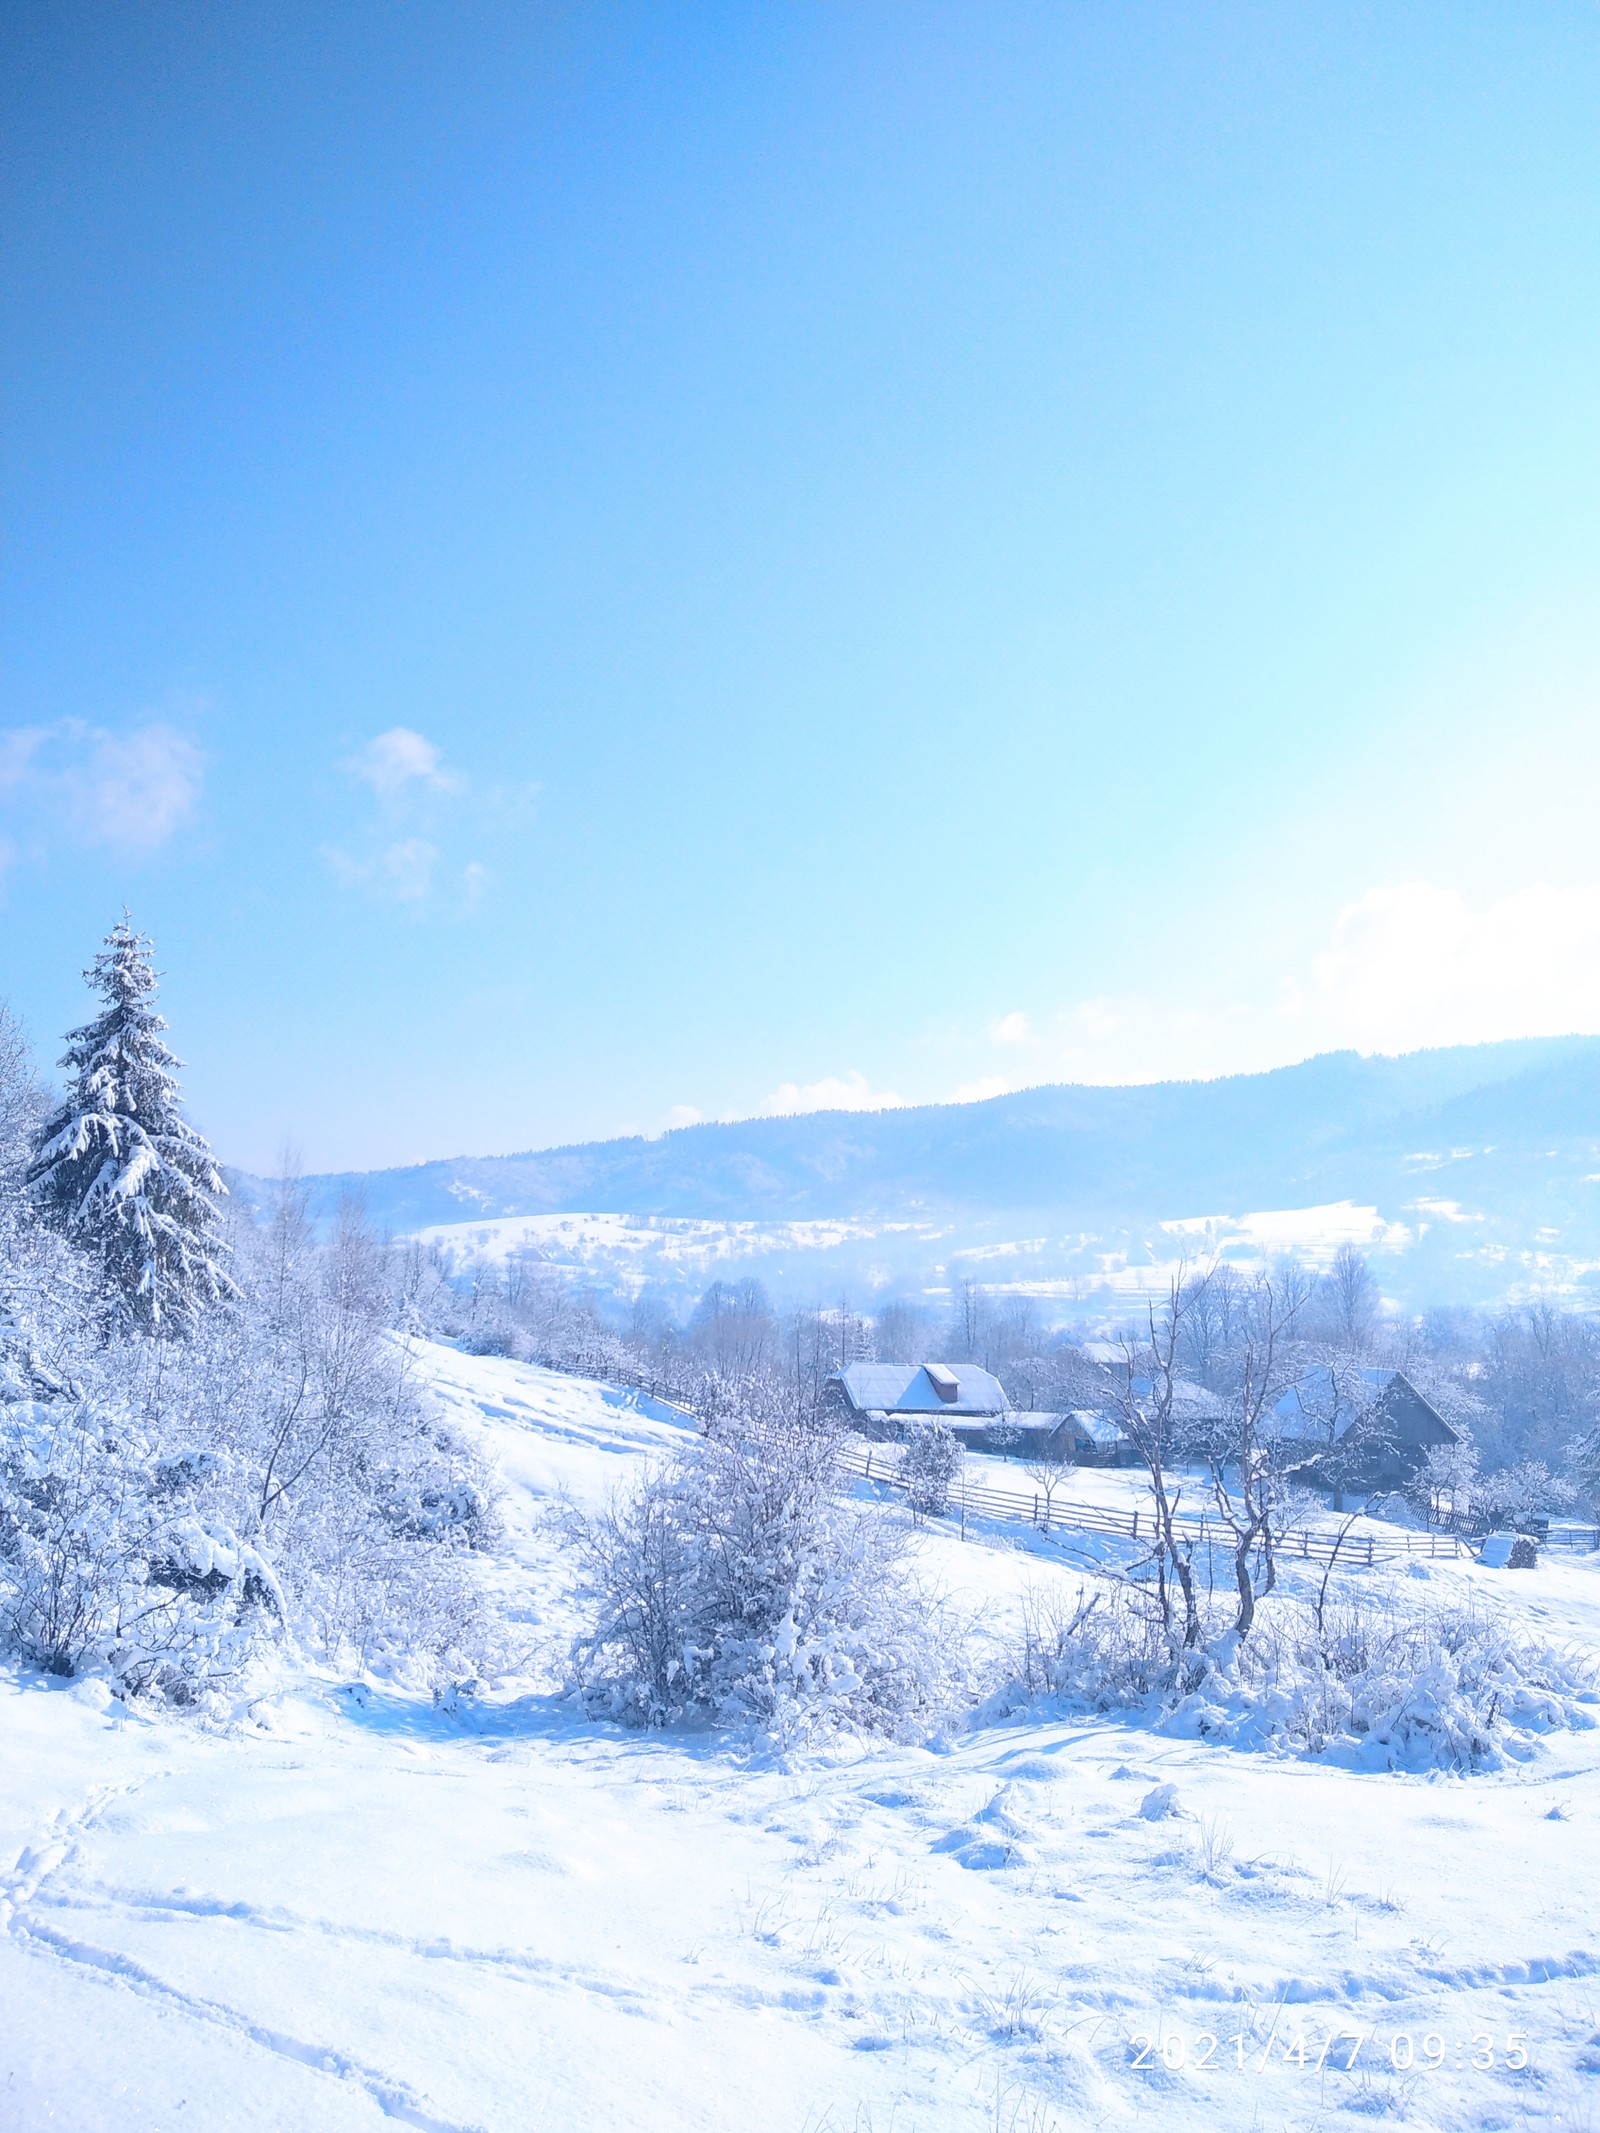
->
[238, 1037, 1600, 1311]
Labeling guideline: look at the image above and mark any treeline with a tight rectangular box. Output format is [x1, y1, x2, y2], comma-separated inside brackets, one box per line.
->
[425, 1233, 1600, 1517]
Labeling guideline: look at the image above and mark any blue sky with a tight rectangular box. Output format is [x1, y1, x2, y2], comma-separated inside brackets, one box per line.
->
[6, 2, 1600, 1172]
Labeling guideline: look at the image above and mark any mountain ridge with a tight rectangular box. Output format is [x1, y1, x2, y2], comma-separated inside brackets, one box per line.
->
[232, 1037, 1600, 1307]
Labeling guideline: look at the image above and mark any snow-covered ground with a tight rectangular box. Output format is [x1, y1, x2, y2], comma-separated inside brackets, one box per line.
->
[5, 1344, 1600, 2131]
[408, 1210, 950, 1298]
[403, 1196, 1596, 1314]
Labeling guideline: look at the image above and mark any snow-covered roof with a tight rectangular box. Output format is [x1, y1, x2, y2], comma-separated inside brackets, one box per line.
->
[1123, 1375, 1224, 1418]
[1270, 1365, 1397, 1442]
[832, 1362, 1009, 1417]
[1066, 1409, 1127, 1446]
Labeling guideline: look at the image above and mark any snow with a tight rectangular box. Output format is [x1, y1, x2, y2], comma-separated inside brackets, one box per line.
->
[4, 1342, 1600, 2130]
[395, 1197, 1600, 1315]
[409, 1211, 945, 1292]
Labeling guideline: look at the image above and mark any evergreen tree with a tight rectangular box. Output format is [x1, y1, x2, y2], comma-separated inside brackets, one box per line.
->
[26, 918, 238, 1333]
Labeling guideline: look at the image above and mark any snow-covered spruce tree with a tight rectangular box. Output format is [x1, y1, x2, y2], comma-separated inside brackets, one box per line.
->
[27, 919, 237, 1335]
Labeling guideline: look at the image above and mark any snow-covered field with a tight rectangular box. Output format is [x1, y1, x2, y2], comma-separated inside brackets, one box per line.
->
[5, 1344, 1600, 2132]
[403, 1197, 1574, 1313]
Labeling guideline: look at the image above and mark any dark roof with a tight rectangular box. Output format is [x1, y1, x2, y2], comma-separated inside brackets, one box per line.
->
[1286, 1369, 1458, 1492]
[1272, 1367, 1457, 1447]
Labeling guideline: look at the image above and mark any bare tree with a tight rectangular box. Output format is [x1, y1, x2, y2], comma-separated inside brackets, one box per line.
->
[1414, 1438, 1479, 1526]
[1199, 1272, 1310, 1638]
[872, 1298, 931, 1366]
[950, 1279, 985, 1364]
[1480, 1300, 1600, 1470]
[786, 1305, 840, 1426]
[1175, 1261, 1239, 1390]
[690, 1278, 775, 1380]
[1321, 1244, 1379, 1355]
[1111, 1275, 1208, 1652]
[1023, 1424, 1075, 1533]
[0, 1001, 45, 1179]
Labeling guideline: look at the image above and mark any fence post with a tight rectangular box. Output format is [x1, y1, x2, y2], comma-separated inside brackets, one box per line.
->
[1366, 1537, 1374, 1567]
[865, 1451, 872, 1482]
[1132, 1510, 1139, 1540]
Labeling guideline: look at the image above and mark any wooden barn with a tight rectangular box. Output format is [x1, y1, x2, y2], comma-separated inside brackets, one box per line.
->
[1279, 1367, 1459, 1501]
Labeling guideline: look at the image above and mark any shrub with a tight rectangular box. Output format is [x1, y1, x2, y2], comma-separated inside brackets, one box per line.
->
[572, 1408, 959, 1740]
[0, 1396, 281, 1699]
[987, 1578, 1599, 1772]
[899, 1420, 964, 1521]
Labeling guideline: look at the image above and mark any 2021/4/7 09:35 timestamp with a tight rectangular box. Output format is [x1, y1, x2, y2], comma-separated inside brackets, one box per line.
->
[1128, 2027, 1531, 2075]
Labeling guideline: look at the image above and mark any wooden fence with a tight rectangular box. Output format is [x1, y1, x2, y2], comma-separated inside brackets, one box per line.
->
[841, 1441, 1474, 1565]
[1530, 1523, 1600, 1552]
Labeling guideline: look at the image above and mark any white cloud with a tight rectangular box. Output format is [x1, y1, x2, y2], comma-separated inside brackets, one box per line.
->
[0, 728, 47, 791]
[663, 1104, 705, 1131]
[990, 1011, 1031, 1044]
[75, 724, 204, 852]
[324, 837, 440, 903]
[758, 1069, 906, 1117]
[947, 880, 1600, 1099]
[322, 847, 366, 891]
[1294, 881, 1600, 1051]
[329, 729, 487, 909]
[380, 838, 438, 902]
[346, 727, 461, 799]
[0, 718, 204, 861]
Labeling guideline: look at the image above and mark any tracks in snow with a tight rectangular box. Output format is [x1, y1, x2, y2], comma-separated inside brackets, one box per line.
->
[1, 1772, 487, 2133]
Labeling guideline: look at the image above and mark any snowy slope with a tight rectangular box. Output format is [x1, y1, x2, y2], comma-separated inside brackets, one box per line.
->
[4, 1344, 1600, 2131]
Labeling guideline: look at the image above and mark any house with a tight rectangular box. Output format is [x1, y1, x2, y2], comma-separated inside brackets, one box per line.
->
[823, 1362, 1011, 1446]
[1063, 1409, 1139, 1467]
[1275, 1366, 1459, 1501]
[823, 1364, 1133, 1464]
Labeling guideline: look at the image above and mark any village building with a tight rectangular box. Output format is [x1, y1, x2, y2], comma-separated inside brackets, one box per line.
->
[822, 1363, 1135, 1463]
[823, 1361, 1009, 1443]
[1063, 1409, 1139, 1466]
[1274, 1365, 1459, 1500]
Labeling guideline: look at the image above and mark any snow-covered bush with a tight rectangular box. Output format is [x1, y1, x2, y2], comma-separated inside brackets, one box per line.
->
[1469, 1458, 1576, 1528]
[899, 1419, 964, 1521]
[1184, 1589, 1600, 1768]
[573, 1407, 959, 1740]
[0, 1396, 281, 1698]
[993, 1583, 1180, 1712]
[150, 1190, 500, 1681]
[987, 1577, 1599, 1772]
